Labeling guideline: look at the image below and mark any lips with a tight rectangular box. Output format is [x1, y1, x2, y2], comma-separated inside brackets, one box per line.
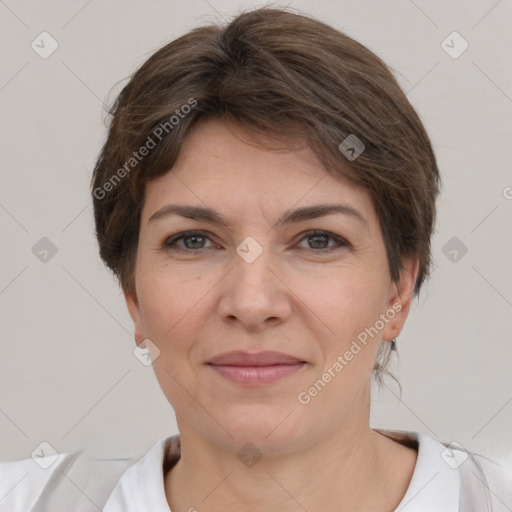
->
[206, 351, 307, 385]
[206, 350, 305, 366]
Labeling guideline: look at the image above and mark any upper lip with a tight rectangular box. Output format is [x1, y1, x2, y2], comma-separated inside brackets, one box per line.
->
[206, 350, 305, 366]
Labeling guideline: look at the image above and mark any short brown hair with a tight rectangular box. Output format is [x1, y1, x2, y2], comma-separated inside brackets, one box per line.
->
[91, 6, 440, 383]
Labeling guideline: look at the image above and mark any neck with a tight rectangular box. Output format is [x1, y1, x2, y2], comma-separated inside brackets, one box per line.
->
[164, 421, 416, 512]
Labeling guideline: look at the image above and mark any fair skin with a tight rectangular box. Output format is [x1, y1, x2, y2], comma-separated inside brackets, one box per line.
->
[125, 118, 419, 512]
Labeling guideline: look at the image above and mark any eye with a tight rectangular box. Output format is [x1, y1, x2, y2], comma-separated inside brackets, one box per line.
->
[161, 229, 349, 254]
[296, 230, 349, 252]
[162, 230, 218, 252]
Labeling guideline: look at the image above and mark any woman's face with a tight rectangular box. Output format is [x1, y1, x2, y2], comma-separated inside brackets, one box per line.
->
[125, 118, 417, 453]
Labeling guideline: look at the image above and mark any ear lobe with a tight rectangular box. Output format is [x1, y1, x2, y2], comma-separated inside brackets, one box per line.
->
[123, 288, 146, 347]
[382, 257, 420, 342]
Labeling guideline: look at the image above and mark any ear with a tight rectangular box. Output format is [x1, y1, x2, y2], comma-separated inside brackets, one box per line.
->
[123, 287, 147, 348]
[381, 256, 420, 342]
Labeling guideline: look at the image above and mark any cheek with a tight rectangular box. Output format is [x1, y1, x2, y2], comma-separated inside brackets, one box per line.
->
[136, 266, 219, 380]
[138, 262, 208, 331]
[309, 271, 385, 335]
[309, 276, 388, 381]
[138, 273, 203, 392]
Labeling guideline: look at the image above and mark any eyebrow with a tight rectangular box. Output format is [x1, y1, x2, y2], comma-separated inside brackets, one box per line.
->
[148, 203, 368, 229]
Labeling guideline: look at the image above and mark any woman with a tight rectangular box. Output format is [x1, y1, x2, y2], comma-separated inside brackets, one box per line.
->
[1, 6, 510, 512]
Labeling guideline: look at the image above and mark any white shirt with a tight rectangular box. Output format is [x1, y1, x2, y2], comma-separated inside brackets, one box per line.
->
[1, 429, 510, 511]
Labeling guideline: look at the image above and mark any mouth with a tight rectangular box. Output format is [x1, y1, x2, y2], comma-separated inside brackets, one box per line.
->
[206, 351, 308, 386]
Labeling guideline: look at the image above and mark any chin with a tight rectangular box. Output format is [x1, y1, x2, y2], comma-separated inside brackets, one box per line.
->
[211, 408, 307, 454]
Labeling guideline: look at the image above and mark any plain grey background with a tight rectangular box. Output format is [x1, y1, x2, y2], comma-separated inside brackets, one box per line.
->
[1, 0, 511, 468]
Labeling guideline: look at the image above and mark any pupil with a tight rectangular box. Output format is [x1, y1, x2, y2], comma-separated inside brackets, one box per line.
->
[185, 235, 204, 249]
[310, 234, 328, 249]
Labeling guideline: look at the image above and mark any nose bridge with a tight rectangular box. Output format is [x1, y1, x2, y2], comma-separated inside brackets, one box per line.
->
[233, 237, 275, 295]
[218, 237, 291, 328]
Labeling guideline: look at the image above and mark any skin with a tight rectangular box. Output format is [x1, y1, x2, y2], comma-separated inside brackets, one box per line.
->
[125, 118, 420, 512]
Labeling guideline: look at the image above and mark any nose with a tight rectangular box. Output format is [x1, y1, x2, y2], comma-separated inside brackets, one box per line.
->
[217, 242, 292, 333]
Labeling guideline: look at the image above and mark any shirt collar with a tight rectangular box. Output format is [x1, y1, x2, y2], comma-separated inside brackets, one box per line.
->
[103, 429, 460, 512]
[102, 435, 177, 512]
[374, 428, 460, 512]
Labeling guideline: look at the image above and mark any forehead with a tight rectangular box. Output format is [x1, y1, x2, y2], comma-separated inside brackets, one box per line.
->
[141, 118, 377, 226]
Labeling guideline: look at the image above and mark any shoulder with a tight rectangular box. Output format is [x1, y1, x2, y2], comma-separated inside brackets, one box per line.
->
[374, 428, 512, 511]
[0, 450, 136, 512]
[458, 449, 512, 512]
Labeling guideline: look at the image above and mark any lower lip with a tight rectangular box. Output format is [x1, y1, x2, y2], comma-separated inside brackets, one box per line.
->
[207, 363, 306, 385]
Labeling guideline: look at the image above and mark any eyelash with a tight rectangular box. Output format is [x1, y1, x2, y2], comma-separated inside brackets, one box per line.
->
[161, 230, 350, 254]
